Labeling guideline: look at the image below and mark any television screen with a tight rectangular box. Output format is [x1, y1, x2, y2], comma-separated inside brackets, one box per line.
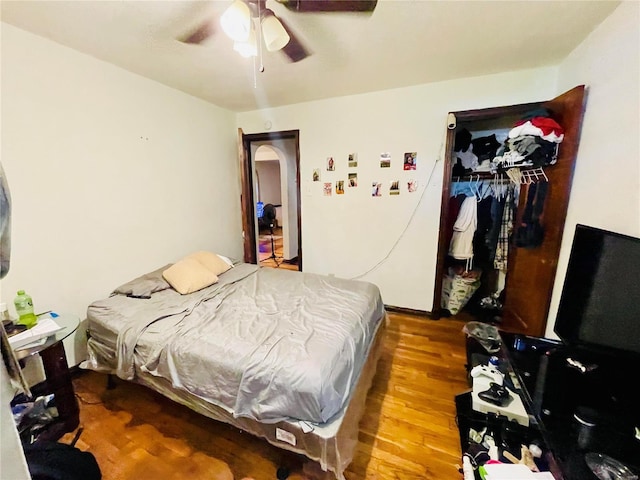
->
[554, 224, 640, 358]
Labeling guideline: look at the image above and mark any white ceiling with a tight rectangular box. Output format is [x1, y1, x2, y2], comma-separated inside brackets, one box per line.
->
[1, 0, 620, 112]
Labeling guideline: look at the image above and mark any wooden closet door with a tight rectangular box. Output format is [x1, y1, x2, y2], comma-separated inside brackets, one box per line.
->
[431, 101, 542, 320]
[500, 85, 587, 337]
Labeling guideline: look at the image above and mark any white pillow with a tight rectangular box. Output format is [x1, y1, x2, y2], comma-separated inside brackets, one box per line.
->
[185, 251, 233, 276]
[217, 254, 235, 268]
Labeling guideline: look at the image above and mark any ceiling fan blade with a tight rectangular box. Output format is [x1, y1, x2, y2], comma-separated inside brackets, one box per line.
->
[277, 17, 311, 62]
[276, 0, 377, 13]
[180, 20, 216, 45]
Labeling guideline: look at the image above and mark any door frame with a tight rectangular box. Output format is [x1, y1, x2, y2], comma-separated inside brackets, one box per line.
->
[431, 101, 540, 319]
[239, 129, 302, 270]
[431, 86, 586, 338]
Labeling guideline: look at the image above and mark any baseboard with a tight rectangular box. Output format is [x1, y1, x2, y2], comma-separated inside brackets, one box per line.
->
[383, 305, 434, 318]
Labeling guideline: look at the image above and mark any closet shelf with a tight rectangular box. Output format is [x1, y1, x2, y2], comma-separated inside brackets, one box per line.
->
[453, 167, 548, 185]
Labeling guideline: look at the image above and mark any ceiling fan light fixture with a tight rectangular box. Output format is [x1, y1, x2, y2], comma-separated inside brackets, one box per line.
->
[261, 10, 290, 52]
[234, 24, 258, 58]
[221, 0, 251, 42]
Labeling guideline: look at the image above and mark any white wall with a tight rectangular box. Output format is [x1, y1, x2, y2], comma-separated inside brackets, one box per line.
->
[238, 68, 558, 310]
[1, 23, 242, 469]
[278, 141, 299, 260]
[238, 2, 638, 331]
[0, 23, 243, 367]
[255, 159, 281, 205]
[545, 1, 640, 338]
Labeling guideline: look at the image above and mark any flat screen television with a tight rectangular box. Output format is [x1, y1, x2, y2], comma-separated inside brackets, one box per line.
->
[554, 224, 640, 360]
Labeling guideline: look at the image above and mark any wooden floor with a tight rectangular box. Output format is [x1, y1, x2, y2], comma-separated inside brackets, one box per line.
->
[61, 312, 471, 480]
[258, 227, 299, 271]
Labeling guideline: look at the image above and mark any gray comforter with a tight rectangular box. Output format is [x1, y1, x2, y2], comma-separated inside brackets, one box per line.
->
[85, 263, 385, 424]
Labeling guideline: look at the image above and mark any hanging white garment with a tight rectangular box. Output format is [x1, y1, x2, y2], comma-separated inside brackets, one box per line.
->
[449, 195, 477, 267]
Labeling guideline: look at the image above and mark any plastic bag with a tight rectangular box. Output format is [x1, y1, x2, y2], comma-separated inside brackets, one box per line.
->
[462, 321, 501, 354]
[441, 268, 481, 315]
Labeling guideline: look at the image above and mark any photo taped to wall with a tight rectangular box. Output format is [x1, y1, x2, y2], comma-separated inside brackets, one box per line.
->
[380, 152, 391, 168]
[327, 157, 335, 171]
[404, 152, 417, 170]
[348, 173, 358, 187]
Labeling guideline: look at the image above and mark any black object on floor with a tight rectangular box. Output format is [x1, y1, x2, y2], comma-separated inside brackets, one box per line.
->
[23, 440, 102, 480]
[276, 466, 290, 479]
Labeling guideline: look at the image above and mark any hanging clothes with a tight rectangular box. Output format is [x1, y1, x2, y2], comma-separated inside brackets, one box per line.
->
[450, 179, 493, 200]
[486, 193, 507, 265]
[449, 195, 478, 270]
[494, 188, 515, 271]
[473, 196, 494, 267]
[514, 181, 548, 248]
[444, 194, 465, 256]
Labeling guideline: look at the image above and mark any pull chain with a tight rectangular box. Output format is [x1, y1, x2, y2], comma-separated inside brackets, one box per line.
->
[257, 0, 264, 72]
[253, 52, 257, 88]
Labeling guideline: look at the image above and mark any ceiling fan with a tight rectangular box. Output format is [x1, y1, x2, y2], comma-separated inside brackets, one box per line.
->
[179, 0, 378, 63]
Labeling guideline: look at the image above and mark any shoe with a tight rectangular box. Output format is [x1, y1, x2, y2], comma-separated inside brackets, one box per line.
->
[478, 382, 512, 407]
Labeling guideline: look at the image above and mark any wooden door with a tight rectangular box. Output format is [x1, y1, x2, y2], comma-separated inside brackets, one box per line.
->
[239, 130, 302, 269]
[501, 85, 586, 336]
[238, 128, 257, 264]
[432, 86, 587, 337]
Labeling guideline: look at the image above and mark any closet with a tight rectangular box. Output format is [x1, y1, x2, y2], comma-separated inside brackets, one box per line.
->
[431, 86, 586, 338]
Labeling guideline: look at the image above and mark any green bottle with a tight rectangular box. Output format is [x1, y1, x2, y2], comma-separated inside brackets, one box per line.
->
[14, 290, 38, 329]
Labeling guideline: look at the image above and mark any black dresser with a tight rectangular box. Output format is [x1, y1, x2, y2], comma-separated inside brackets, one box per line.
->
[456, 330, 640, 479]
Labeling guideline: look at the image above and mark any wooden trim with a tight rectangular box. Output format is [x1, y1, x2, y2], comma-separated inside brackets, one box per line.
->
[431, 123, 457, 319]
[239, 128, 257, 264]
[450, 101, 542, 122]
[432, 102, 547, 320]
[294, 133, 302, 271]
[240, 130, 301, 270]
[383, 305, 431, 317]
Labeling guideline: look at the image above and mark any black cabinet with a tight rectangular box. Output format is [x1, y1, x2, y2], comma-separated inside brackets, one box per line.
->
[457, 331, 640, 479]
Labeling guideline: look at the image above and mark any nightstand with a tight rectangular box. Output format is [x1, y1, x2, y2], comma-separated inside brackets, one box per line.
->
[12, 313, 80, 443]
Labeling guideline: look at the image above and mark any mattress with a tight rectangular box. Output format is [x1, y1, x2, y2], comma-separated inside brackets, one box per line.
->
[81, 263, 387, 478]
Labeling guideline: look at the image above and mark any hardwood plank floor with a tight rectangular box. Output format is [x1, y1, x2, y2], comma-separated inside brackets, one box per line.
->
[61, 312, 470, 479]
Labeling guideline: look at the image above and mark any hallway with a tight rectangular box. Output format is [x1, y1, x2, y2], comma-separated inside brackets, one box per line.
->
[258, 227, 298, 271]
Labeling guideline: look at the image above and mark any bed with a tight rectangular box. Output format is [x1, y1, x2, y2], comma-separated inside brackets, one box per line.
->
[80, 253, 387, 479]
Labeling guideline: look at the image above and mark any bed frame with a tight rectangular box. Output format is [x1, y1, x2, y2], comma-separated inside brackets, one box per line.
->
[102, 314, 387, 479]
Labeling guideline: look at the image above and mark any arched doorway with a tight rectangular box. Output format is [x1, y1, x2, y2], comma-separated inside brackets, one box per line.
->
[239, 129, 301, 270]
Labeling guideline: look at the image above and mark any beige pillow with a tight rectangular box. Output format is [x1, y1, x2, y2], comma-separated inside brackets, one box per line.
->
[186, 251, 232, 276]
[162, 257, 219, 295]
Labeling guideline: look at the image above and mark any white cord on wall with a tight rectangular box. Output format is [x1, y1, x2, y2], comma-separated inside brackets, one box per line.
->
[349, 129, 447, 280]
